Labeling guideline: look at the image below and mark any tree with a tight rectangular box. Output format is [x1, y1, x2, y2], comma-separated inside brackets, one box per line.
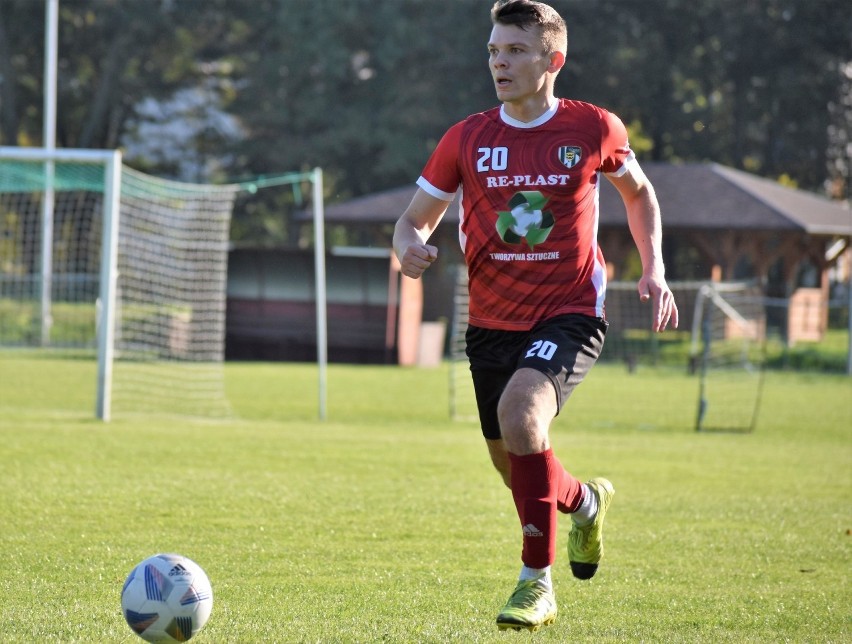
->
[1, 0, 848, 247]
[0, 0, 44, 145]
[563, 0, 851, 189]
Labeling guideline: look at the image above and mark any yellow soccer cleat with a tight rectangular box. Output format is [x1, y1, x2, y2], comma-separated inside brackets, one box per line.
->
[495, 575, 557, 632]
[568, 477, 614, 580]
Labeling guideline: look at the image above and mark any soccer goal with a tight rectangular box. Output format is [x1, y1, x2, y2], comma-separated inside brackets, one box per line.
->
[0, 147, 239, 420]
[448, 267, 477, 421]
[690, 281, 767, 433]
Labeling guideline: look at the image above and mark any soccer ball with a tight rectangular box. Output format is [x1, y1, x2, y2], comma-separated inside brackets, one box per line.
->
[121, 553, 213, 642]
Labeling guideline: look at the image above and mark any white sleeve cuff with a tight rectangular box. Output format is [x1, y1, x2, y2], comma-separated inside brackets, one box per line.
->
[606, 151, 638, 178]
[416, 176, 457, 201]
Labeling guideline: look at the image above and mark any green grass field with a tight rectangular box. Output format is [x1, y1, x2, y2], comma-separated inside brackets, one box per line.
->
[0, 357, 849, 642]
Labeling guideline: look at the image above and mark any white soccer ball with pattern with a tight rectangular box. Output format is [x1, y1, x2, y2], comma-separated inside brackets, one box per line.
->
[121, 554, 213, 642]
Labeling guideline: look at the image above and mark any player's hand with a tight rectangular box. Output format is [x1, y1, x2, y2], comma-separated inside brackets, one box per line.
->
[399, 243, 438, 279]
[638, 272, 679, 332]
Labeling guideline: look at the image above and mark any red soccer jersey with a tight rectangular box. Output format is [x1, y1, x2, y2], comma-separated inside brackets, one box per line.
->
[417, 99, 634, 331]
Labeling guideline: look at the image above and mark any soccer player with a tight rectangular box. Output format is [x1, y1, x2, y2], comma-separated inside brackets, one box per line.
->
[393, 0, 679, 632]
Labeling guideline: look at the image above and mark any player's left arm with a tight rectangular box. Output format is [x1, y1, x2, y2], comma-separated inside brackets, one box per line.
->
[606, 160, 679, 332]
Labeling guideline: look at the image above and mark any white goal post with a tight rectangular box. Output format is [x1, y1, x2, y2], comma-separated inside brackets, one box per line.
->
[0, 146, 239, 421]
[1, 146, 121, 418]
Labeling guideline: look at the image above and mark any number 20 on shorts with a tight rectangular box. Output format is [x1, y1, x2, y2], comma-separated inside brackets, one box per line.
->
[526, 340, 557, 360]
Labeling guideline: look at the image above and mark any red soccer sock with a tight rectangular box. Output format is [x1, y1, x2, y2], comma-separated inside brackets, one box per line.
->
[552, 453, 585, 515]
[508, 449, 560, 569]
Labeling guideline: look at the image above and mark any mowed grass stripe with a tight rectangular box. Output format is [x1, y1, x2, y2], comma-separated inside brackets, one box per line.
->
[0, 359, 849, 641]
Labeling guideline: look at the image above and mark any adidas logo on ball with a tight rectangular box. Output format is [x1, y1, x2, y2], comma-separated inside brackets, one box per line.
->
[169, 563, 192, 577]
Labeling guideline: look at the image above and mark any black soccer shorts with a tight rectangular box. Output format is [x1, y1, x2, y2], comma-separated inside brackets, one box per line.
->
[465, 313, 608, 440]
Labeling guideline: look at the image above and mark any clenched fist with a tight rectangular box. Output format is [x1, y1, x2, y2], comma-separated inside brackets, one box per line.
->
[398, 243, 438, 279]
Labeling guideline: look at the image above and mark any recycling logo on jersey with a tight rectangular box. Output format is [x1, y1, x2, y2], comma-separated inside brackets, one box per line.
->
[495, 191, 555, 250]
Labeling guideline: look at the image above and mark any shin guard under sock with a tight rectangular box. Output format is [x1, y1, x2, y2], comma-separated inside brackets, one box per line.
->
[508, 449, 559, 569]
[552, 453, 585, 514]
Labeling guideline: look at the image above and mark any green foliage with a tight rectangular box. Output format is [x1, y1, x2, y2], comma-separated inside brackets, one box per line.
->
[0, 359, 849, 641]
[765, 329, 850, 373]
[1, 1, 849, 245]
[562, 0, 851, 187]
[0, 299, 95, 346]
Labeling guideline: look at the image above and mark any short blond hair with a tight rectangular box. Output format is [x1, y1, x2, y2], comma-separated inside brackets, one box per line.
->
[490, 0, 568, 55]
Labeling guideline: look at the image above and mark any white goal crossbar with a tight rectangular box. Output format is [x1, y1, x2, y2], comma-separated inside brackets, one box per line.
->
[689, 282, 754, 359]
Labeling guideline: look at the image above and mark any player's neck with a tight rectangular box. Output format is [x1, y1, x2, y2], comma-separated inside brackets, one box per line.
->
[501, 95, 558, 124]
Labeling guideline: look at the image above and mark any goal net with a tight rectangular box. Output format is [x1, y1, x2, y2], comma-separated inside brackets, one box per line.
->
[690, 282, 766, 433]
[0, 148, 239, 420]
[447, 275, 767, 432]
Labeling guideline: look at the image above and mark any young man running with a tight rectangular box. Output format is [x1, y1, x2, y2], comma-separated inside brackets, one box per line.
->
[393, 0, 679, 632]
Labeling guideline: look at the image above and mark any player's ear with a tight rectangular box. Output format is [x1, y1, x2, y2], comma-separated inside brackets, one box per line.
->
[548, 51, 565, 73]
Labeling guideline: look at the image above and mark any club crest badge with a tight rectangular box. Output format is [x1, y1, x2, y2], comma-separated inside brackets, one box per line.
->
[557, 145, 582, 168]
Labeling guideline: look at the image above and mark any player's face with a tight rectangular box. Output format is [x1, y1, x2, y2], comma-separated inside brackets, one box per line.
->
[487, 23, 552, 109]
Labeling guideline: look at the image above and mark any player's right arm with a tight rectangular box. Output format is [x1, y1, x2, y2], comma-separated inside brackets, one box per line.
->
[393, 187, 451, 279]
